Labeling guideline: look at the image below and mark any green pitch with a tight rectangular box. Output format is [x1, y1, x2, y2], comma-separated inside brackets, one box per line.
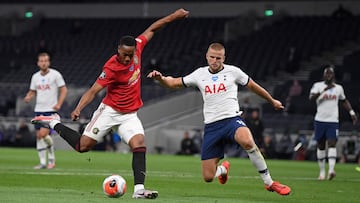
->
[0, 147, 359, 203]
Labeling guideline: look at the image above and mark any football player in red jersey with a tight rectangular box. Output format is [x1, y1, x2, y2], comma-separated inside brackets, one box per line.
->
[31, 8, 189, 199]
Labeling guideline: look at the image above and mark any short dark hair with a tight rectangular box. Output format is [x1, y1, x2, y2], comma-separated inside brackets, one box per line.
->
[118, 35, 136, 47]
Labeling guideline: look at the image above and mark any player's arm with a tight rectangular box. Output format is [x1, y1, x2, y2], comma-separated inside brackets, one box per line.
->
[24, 90, 36, 103]
[53, 86, 68, 111]
[147, 70, 184, 89]
[246, 79, 284, 110]
[71, 82, 104, 121]
[341, 99, 358, 125]
[140, 8, 189, 41]
[309, 84, 335, 101]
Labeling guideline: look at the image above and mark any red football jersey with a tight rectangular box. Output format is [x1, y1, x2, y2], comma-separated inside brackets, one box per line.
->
[96, 35, 148, 113]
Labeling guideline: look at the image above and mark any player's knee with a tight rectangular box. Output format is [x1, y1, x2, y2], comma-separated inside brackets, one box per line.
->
[202, 171, 215, 183]
[129, 134, 145, 149]
[78, 145, 91, 153]
[203, 176, 214, 183]
[78, 140, 96, 153]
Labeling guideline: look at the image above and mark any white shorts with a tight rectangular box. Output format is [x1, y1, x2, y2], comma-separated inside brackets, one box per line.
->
[83, 103, 144, 144]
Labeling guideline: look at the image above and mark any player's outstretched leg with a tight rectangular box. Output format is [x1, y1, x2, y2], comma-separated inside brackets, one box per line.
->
[31, 113, 60, 128]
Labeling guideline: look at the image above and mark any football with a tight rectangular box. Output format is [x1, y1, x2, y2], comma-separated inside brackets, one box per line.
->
[102, 174, 127, 198]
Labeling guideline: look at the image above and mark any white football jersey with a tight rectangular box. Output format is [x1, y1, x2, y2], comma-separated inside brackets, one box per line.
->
[29, 68, 66, 112]
[183, 64, 249, 124]
[310, 81, 346, 122]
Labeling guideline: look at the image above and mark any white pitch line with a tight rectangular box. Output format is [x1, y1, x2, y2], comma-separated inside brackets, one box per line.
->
[11, 170, 360, 182]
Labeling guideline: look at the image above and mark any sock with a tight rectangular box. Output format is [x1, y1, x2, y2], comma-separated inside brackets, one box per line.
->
[317, 149, 326, 177]
[328, 147, 337, 174]
[246, 146, 273, 186]
[44, 135, 55, 164]
[36, 138, 47, 166]
[49, 119, 61, 129]
[53, 123, 82, 151]
[132, 147, 146, 189]
[214, 165, 226, 178]
[134, 184, 145, 193]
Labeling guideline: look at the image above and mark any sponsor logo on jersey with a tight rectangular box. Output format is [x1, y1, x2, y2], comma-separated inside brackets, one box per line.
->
[36, 84, 50, 90]
[322, 94, 337, 100]
[204, 83, 227, 94]
[128, 69, 140, 85]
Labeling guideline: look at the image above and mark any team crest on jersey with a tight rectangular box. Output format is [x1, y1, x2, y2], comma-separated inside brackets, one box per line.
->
[92, 128, 99, 134]
[212, 75, 219, 81]
[99, 71, 106, 79]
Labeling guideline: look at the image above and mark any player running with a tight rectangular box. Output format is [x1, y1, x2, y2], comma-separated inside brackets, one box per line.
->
[147, 43, 291, 195]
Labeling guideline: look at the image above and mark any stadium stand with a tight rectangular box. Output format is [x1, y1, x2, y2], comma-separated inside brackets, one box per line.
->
[1, 8, 360, 154]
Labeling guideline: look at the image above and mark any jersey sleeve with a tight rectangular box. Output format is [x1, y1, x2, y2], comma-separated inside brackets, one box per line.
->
[310, 82, 320, 94]
[135, 35, 148, 52]
[96, 67, 115, 87]
[234, 66, 249, 86]
[29, 74, 36, 90]
[183, 68, 201, 87]
[338, 85, 346, 100]
[55, 71, 66, 87]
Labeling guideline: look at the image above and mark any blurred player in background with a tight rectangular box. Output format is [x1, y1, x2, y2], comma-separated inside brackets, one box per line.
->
[147, 43, 291, 196]
[31, 8, 189, 199]
[309, 65, 357, 180]
[24, 52, 68, 169]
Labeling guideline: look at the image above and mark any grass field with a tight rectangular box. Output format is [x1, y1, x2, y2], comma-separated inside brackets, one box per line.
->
[0, 147, 359, 203]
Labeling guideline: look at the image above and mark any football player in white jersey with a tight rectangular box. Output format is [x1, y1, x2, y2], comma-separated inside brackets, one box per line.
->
[147, 43, 291, 195]
[309, 65, 357, 180]
[24, 52, 68, 169]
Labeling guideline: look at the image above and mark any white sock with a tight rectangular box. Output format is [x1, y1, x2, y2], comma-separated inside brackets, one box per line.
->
[214, 165, 226, 178]
[36, 138, 47, 166]
[317, 149, 326, 177]
[246, 146, 273, 186]
[49, 120, 61, 129]
[328, 147, 337, 174]
[44, 135, 55, 164]
[134, 184, 144, 193]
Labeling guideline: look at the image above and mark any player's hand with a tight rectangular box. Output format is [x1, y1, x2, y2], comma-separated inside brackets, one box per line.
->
[71, 109, 81, 121]
[24, 96, 31, 103]
[272, 99, 284, 110]
[147, 70, 163, 81]
[173, 8, 189, 19]
[324, 84, 335, 91]
[53, 104, 61, 111]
